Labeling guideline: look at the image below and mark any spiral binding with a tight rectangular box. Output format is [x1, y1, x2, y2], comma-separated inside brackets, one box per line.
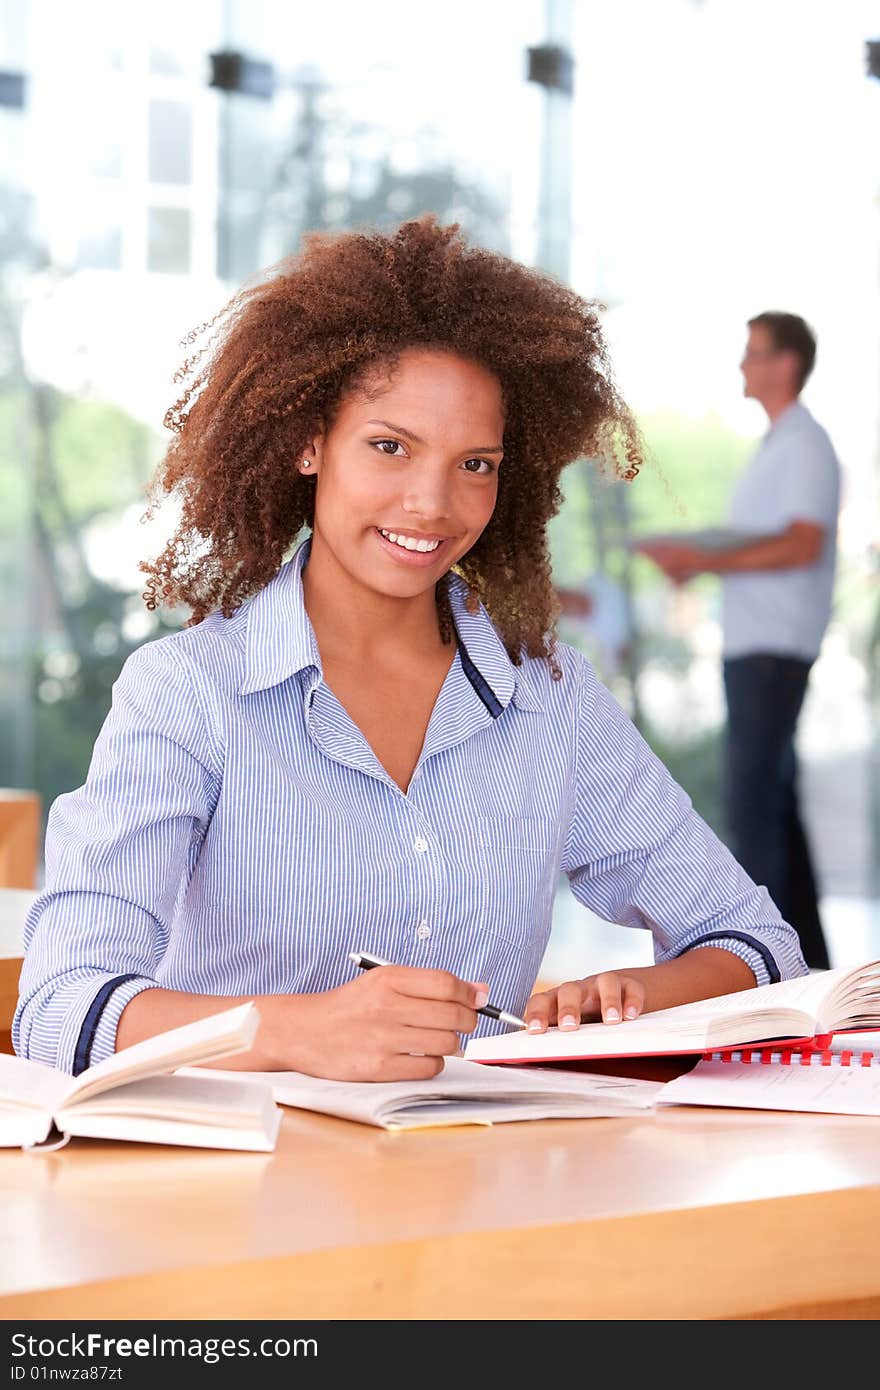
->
[704, 1047, 877, 1068]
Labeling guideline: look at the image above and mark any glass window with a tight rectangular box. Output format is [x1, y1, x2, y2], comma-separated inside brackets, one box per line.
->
[146, 206, 190, 273]
[88, 139, 123, 180]
[148, 99, 192, 185]
[77, 224, 122, 270]
[150, 48, 184, 77]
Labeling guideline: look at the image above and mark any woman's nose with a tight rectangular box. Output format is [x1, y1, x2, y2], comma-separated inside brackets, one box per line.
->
[401, 468, 452, 520]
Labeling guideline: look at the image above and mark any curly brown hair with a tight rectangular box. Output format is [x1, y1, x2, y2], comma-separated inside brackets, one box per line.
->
[141, 215, 642, 672]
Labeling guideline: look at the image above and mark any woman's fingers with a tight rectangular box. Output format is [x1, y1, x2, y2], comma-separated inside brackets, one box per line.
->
[353, 967, 485, 1036]
[395, 996, 483, 1036]
[524, 986, 558, 1034]
[621, 977, 647, 1020]
[554, 980, 588, 1030]
[376, 1053, 447, 1082]
[524, 973, 650, 1034]
[381, 966, 488, 1010]
[397, 1026, 465, 1059]
[583, 973, 647, 1023]
[524, 981, 584, 1033]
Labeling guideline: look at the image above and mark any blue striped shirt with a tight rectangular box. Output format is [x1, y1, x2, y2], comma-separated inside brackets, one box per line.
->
[15, 539, 807, 1074]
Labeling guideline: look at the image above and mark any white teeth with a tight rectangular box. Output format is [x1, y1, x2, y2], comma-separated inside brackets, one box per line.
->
[379, 529, 440, 553]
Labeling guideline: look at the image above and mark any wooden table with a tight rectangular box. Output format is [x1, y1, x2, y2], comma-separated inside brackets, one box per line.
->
[3, 1099, 880, 1319]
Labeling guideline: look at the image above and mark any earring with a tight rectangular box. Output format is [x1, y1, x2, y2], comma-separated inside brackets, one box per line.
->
[301, 458, 312, 470]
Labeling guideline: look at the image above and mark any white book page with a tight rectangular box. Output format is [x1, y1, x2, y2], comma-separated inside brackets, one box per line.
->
[62, 1002, 260, 1107]
[829, 1031, 880, 1051]
[595, 968, 859, 1031]
[464, 968, 863, 1063]
[375, 1095, 659, 1131]
[706, 963, 880, 1035]
[59, 1074, 275, 1128]
[819, 962, 880, 1031]
[57, 1113, 280, 1152]
[56, 1076, 280, 1151]
[658, 1056, 880, 1117]
[0, 1053, 68, 1114]
[0, 1111, 54, 1148]
[186, 1057, 662, 1129]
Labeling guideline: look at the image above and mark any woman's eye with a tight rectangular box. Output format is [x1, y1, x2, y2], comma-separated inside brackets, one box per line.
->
[373, 439, 406, 456]
[462, 458, 495, 475]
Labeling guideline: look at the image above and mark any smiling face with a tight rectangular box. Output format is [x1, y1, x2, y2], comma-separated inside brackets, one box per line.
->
[300, 348, 504, 606]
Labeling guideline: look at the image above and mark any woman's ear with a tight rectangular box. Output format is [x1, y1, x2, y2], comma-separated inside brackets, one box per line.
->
[298, 433, 324, 476]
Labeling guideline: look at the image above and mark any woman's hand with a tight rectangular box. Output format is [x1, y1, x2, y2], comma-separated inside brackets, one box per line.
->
[525, 971, 648, 1033]
[272, 965, 489, 1081]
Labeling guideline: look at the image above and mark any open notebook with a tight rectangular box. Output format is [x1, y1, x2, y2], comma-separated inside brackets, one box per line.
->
[658, 1036, 880, 1118]
[188, 1056, 664, 1131]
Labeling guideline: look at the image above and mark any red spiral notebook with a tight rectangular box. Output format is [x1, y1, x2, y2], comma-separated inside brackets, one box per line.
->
[464, 960, 880, 1069]
[657, 1036, 880, 1116]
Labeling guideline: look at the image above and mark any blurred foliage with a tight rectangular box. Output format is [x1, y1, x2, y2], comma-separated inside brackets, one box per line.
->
[1, 378, 174, 824]
[631, 409, 755, 531]
[0, 388, 155, 519]
[550, 409, 755, 584]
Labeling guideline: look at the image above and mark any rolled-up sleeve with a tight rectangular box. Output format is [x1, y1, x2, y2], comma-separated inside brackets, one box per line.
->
[560, 659, 808, 986]
[14, 639, 220, 1073]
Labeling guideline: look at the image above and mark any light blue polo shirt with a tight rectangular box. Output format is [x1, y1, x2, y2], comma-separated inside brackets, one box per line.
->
[722, 401, 841, 661]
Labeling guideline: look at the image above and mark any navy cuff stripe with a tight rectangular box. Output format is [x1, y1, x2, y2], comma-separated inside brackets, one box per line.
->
[73, 974, 141, 1076]
[683, 930, 781, 984]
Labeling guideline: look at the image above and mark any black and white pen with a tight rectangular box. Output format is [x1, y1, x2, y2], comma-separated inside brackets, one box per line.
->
[348, 950, 527, 1029]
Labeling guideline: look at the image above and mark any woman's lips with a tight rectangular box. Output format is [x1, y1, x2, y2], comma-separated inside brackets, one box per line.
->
[373, 527, 454, 566]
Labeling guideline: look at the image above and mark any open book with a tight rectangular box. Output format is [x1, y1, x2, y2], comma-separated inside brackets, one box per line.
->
[0, 1003, 281, 1152]
[463, 961, 880, 1067]
[189, 1056, 663, 1131]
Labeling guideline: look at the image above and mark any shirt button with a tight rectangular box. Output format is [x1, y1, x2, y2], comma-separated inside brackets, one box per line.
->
[413, 836, 429, 854]
[416, 921, 431, 940]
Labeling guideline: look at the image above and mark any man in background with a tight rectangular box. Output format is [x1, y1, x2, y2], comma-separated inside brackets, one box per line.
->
[637, 312, 841, 969]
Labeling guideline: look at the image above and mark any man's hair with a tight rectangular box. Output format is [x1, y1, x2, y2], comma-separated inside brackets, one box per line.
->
[747, 310, 817, 390]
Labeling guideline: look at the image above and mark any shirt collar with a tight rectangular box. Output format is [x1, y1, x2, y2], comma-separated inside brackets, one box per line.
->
[240, 539, 321, 696]
[240, 537, 544, 712]
[446, 571, 544, 713]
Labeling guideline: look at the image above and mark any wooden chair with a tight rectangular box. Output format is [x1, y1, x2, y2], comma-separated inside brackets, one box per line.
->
[0, 887, 37, 1055]
[0, 791, 40, 1054]
[0, 789, 40, 889]
[0, 957, 21, 1055]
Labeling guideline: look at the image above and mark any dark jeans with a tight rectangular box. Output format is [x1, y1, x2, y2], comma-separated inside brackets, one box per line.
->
[722, 653, 829, 969]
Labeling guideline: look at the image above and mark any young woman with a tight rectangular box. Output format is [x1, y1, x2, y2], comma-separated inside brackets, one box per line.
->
[15, 217, 806, 1081]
